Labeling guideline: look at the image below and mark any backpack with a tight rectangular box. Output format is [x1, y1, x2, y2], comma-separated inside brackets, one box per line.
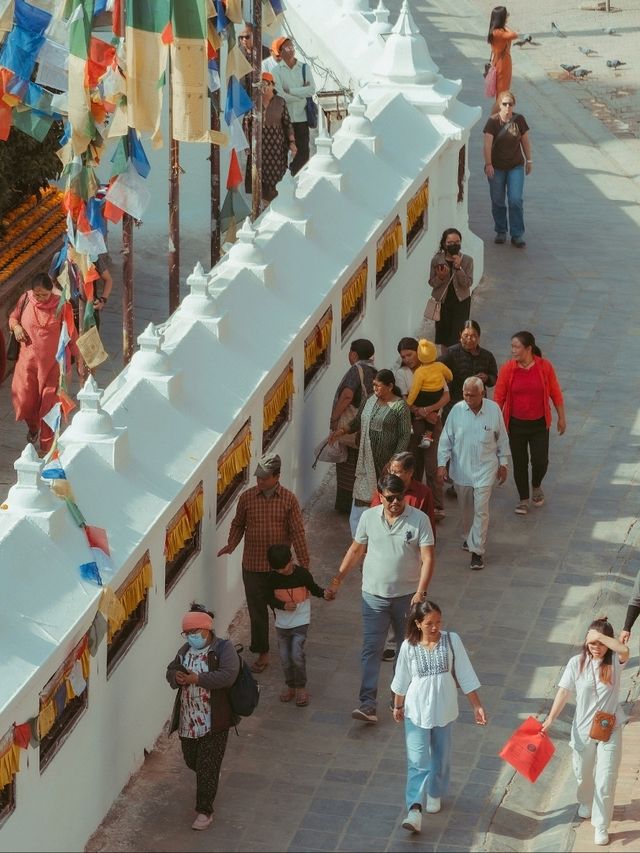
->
[227, 643, 260, 717]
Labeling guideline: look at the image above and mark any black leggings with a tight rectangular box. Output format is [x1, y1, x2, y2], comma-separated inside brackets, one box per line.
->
[180, 730, 229, 815]
[508, 417, 549, 500]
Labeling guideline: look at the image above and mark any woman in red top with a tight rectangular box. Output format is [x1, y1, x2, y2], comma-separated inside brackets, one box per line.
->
[487, 6, 519, 112]
[494, 331, 565, 515]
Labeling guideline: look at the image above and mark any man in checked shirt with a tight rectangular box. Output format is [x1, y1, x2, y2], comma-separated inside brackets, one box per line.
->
[218, 454, 310, 674]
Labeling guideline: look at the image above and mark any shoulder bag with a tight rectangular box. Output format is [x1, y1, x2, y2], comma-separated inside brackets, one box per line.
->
[312, 436, 347, 468]
[484, 46, 507, 97]
[301, 63, 318, 129]
[588, 662, 616, 742]
[335, 364, 368, 449]
[446, 631, 460, 688]
[6, 292, 28, 361]
[424, 266, 454, 322]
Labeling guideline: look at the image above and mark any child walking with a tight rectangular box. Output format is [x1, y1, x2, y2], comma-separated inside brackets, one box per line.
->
[406, 339, 453, 449]
[166, 603, 240, 831]
[266, 544, 334, 707]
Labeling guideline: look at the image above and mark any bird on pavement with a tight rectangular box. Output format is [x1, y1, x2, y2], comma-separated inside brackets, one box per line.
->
[573, 68, 592, 78]
[606, 59, 627, 69]
[603, 27, 616, 35]
[515, 34, 532, 46]
[551, 22, 566, 38]
[561, 64, 579, 73]
[579, 46, 597, 56]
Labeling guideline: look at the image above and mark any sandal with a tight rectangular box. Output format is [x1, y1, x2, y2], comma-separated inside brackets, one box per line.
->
[250, 659, 268, 674]
[295, 690, 309, 707]
[280, 688, 295, 702]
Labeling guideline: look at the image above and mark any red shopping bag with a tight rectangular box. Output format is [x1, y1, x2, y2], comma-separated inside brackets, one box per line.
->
[499, 716, 555, 783]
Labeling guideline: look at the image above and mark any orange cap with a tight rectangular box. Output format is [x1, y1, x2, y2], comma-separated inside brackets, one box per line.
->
[262, 71, 275, 83]
[271, 36, 289, 57]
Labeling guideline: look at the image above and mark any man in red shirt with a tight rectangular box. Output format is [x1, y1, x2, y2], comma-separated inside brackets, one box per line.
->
[370, 452, 436, 662]
[217, 454, 310, 673]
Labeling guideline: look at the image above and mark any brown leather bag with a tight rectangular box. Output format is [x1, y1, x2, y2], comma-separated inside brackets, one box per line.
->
[588, 664, 616, 742]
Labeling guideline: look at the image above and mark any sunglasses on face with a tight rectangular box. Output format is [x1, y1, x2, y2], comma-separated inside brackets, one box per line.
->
[501, 101, 514, 106]
[381, 493, 404, 503]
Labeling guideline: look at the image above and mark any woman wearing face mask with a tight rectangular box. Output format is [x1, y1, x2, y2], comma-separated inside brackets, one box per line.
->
[166, 604, 240, 831]
[392, 600, 487, 835]
[427, 229, 473, 356]
[541, 618, 629, 847]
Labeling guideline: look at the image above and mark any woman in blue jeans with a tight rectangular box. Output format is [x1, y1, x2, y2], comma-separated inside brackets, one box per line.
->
[391, 600, 487, 834]
[482, 90, 532, 248]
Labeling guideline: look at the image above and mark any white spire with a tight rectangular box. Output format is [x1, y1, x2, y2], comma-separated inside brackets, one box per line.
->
[371, 0, 438, 83]
[337, 93, 376, 140]
[129, 323, 171, 377]
[307, 109, 341, 176]
[370, 0, 391, 38]
[179, 261, 217, 318]
[226, 217, 265, 266]
[5, 444, 58, 513]
[269, 170, 306, 222]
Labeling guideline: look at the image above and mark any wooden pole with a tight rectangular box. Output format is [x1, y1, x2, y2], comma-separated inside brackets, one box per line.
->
[210, 89, 221, 267]
[168, 54, 181, 313]
[250, 0, 263, 221]
[122, 214, 134, 363]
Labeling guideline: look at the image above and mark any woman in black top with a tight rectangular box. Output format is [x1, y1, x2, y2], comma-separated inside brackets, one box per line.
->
[440, 321, 498, 421]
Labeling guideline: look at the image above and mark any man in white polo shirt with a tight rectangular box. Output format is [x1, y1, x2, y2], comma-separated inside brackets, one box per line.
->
[332, 474, 435, 723]
[272, 38, 315, 175]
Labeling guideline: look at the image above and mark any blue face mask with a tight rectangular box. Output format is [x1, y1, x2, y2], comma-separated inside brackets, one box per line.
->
[187, 633, 209, 650]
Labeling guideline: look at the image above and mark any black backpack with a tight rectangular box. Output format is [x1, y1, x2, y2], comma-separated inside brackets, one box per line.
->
[222, 642, 260, 718]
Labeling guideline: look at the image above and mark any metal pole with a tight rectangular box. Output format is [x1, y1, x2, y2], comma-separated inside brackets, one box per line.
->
[122, 214, 134, 363]
[210, 89, 221, 267]
[168, 53, 181, 313]
[250, 0, 263, 221]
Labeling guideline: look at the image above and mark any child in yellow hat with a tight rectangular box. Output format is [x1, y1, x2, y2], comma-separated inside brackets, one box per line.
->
[406, 339, 453, 448]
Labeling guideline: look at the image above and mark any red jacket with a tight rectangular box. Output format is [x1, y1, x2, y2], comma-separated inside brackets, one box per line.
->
[493, 356, 563, 430]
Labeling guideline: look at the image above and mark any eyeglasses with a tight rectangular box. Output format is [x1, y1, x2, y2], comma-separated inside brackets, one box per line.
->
[501, 101, 514, 107]
[381, 493, 404, 503]
[239, 34, 251, 39]
[181, 630, 202, 638]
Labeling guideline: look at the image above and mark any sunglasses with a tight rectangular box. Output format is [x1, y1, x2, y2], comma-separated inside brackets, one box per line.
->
[501, 101, 514, 106]
[381, 493, 404, 503]
[239, 34, 251, 39]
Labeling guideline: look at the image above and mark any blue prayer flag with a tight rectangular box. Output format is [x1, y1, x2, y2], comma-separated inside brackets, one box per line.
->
[15, 0, 52, 35]
[0, 26, 45, 81]
[224, 76, 252, 126]
[80, 561, 103, 585]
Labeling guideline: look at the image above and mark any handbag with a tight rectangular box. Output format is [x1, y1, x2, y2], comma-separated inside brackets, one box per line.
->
[301, 63, 318, 129]
[424, 266, 453, 322]
[446, 631, 460, 688]
[6, 292, 28, 361]
[312, 436, 347, 469]
[335, 364, 368, 449]
[499, 716, 555, 783]
[588, 664, 616, 742]
[484, 64, 497, 98]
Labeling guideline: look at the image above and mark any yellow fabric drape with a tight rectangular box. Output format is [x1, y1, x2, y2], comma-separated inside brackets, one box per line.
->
[100, 586, 128, 641]
[38, 636, 89, 737]
[376, 218, 403, 273]
[217, 428, 252, 495]
[185, 487, 204, 527]
[103, 554, 153, 643]
[263, 366, 294, 432]
[165, 508, 193, 562]
[341, 262, 367, 319]
[0, 742, 20, 789]
[304, 311, 333, 371]
[407, 181, 429, 233]
[38, 700, 56, 739]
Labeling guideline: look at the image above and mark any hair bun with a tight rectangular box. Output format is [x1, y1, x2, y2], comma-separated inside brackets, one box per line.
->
[595, 615, 609, 622]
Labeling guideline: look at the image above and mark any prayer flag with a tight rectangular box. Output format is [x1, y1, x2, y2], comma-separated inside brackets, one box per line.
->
[207, 56, 220, 93]
[13, 722, 31, 750]
[42, 402, 61, 433]
[125, 0, 170, 138]
[224, 75, 251, 125]
[229, 115, 248, 152]
[0, 25, 45, 80]
[90, 545, 114, 577]
[84, 524, 110, 554]
[58, 388, 77, 421]
[41, 452, 66, 480]
[80, 560, 103, 585]
[170, 0, 209, 143]
[226, 147, 242, 189]
[213, 0, 227, 32]
[220, 186, 250, 233]
[67, 0, 96, 155]
[128, 127, 150, 177]
[14, 0, 51, 34]
[225, 43, 251, 82]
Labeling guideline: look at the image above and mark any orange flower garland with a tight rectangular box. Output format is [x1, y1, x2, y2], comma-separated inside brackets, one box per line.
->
[0, 188, 66, 283]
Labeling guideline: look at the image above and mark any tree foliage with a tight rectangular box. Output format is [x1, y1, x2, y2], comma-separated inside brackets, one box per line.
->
[0, 121, 64, 223]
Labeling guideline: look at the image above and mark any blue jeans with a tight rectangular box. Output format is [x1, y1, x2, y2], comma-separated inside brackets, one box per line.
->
[349, 501, 368, 538]
[276, 624, 308, 688]
[360, 591, 412, 710]
[404, 717, 453, 809]
[488, 165, 525, 238]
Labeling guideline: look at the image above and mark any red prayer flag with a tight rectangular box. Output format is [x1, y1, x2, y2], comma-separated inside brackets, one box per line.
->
[0, 104, 11, 141]
[13, 722, 31, 750]
[84, 525, 111, 556]
[226, 148, 242, 189]
[112, 0, 124, 37]
[76, 203, 92, 234]
[58, 389, 77, 422]
[161, 21, 174, 44]
[103, 200, 124, 223]
[62, 301, 76, 337]
[499, 717, 555, 783]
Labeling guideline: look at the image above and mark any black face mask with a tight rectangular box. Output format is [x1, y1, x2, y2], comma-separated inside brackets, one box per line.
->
[446, 242, 461, 255]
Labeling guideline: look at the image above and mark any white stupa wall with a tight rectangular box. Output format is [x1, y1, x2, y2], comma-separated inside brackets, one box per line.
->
[0, 5, 481, 850]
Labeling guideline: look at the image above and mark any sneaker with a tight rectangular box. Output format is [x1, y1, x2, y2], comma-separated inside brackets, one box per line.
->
[515, 501, 529, 515]
[426, 796, 441, 814]
[470, 552, 484, 571]
[192, 813, 213, 831]
[352, 706, 378, 723]
[594, 828, 609, 846]
[402, 807, 422, 833]
[511, 237, 526, 248]
[462, 540, 469, 551]
[494, 233, 506, 244]
[577, 804, 591, 819]
[531, 487, 545, 507]
[419, 435, 433, 449]
[382, 648, 396, 662]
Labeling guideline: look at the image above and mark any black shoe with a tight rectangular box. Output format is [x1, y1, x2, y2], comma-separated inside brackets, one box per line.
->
[511, 237, 526, 248]
[382, 648, 396, 662]
[494, 233, 506, 244]
[462, 540, 469, 551]
[470, 552, 484, 570]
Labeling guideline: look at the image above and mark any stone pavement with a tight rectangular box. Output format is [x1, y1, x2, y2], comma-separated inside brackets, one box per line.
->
[8, 0, 640, 849]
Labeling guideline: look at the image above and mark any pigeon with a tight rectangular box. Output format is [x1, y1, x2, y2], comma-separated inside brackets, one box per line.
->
[561, 64, 580, 73]
[573, 68, 592, 78]
[603, 27, 616, 35]
[551, 22, 566, 38]
[515, 34, 533, 46]
[606, 59, 627, 69]
[579, 46, 597, 56]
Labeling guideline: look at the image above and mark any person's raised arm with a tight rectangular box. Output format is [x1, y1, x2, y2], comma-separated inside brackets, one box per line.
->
[585, 629, 629, 663]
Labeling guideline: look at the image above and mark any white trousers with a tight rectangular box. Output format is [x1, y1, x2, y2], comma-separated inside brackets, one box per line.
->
[572, 728, 622, 830]
[456, 484, 493, 556]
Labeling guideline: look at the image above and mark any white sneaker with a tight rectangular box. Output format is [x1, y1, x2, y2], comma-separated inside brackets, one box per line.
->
[594, 828, 609, 846]
[426, 795, 441, 813]
[192, 813, 213, 830]
[402, 807, 422, 833]
[577, 803, 591, 819]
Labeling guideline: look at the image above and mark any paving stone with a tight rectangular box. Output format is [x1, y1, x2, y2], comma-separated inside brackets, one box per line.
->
[289, 829, 340, 851]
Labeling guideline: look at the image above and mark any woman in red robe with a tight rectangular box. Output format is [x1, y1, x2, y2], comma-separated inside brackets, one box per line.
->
[8, 273, 77, 453]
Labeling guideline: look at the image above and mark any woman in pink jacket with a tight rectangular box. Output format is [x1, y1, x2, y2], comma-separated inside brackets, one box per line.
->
[494, 330, 565, 515]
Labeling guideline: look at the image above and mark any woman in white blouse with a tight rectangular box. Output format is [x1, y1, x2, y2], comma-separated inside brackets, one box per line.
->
[391, 600, 487, 834]
[541, 617, 629, 847]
